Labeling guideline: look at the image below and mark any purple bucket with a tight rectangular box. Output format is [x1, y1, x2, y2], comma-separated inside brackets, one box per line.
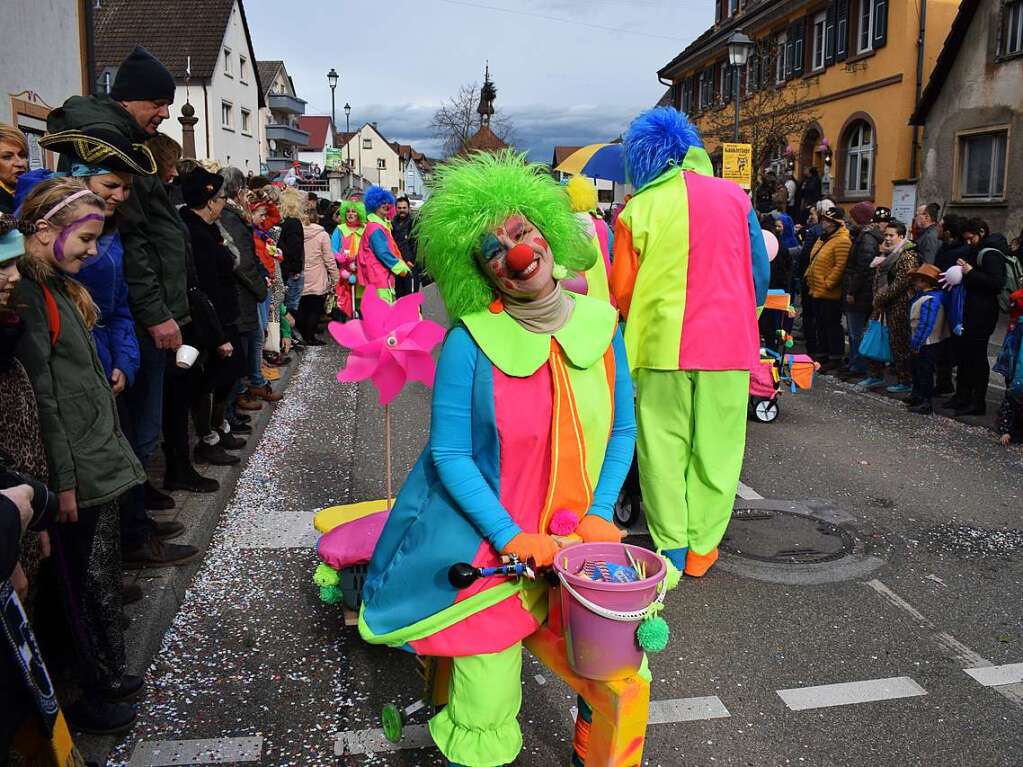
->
[553, 542, 666, 681]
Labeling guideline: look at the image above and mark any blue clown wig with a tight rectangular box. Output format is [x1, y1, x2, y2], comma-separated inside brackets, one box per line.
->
[623, 107, 704, 190]
[364, 185, 395, 214]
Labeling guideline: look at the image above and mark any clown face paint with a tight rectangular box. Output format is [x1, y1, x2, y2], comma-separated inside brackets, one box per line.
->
[346, 209, 360, 226]
[477, 214, 556, 300]
[51, 214, 105, 273]
[381, 203, 396, 221]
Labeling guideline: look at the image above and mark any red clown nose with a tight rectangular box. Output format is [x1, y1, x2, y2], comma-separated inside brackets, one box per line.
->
[506, 243, 535, 272]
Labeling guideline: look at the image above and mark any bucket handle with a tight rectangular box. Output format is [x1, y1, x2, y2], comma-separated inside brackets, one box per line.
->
[557, 572, 667, 623]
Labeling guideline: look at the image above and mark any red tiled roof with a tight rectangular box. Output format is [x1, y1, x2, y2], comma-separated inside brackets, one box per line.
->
[462, 125, 509, 154]
[298, 116, 333, 151]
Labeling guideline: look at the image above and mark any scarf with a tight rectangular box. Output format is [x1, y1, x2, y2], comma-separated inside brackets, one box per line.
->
[873, 240, 906, 276]
[502, 282, 574, 334]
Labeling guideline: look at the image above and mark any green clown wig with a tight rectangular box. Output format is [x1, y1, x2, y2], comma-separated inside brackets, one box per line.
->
[416, 150, 594, 320]
[339, 199, 366, 226]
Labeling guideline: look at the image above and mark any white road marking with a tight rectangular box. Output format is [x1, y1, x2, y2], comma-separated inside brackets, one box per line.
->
[736, 481, 764, 500]
[776, 676, 927, 711]
[865, 579, 1023, 708]
[648, 696, 731, 723]
[965, 663, 1023, 687]
[334, 723, 434, 756]
[128, 737, 263, 766]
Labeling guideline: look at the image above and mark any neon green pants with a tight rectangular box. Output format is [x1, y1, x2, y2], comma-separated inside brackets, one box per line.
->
[635, 368, 749, 555]
[429, 643, 523, 766]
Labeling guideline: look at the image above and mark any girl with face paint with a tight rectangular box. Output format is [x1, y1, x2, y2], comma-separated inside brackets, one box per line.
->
[13, 177, 147, 731]
[358, 152, 638, 767]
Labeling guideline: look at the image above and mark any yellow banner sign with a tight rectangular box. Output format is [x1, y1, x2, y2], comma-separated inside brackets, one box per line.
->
[722, 143, 752, 190]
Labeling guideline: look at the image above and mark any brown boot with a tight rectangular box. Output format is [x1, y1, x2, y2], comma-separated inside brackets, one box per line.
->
[247, 383, 283, 402]
[237, 394, 263, 411]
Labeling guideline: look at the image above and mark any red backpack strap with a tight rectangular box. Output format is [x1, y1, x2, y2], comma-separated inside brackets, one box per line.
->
[40, 282, 61, 348]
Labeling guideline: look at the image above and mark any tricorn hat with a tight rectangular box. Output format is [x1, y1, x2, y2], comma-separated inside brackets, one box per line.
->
[39, 127, 157, 176]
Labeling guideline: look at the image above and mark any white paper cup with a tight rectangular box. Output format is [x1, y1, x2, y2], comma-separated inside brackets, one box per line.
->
[176, 344, 199, 369]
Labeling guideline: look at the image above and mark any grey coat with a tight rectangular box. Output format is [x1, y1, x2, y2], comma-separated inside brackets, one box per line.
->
[219, 204, 267, 335]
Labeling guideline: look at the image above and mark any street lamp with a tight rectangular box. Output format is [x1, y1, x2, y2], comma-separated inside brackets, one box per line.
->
[344, 102, 352, 171]
[327, 68, 339, 138]
[727, 31, 754, 142]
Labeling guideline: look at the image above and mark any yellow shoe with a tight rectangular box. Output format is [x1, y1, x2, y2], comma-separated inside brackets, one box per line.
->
[262, 364, 281, 381]
[684, 548, 718, 577]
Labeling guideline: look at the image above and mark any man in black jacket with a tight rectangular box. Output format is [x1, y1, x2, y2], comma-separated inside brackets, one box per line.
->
[946, 218, 1008, 416]
[392, 196, 419, 298]
[842, 210, 886, 377]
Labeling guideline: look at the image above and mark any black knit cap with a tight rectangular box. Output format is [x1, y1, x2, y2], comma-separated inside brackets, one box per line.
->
[180, 166, 224, 208]
[110, 47, 176, 103]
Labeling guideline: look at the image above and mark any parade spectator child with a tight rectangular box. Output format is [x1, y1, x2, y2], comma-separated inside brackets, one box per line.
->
[906, 264, 950, 414]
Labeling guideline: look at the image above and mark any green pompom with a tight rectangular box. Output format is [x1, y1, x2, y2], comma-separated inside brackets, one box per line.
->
[314, 563, 340, 588]
[636, 616, 670, 653]
[552, 263, 569, 281]
[319, 584, 343, 604]
[662, 557, 682, 591]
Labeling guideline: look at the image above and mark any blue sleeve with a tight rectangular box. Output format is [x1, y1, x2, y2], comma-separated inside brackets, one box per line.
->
[111, 274, 141, 385]
[369, 229, 399, 270]
[330, 228, 342, 253]
[910, 295, 940, 351]
[429, 327, 522, 550]
[607, 226, 615, 259]
[747, 209, 770, 308]
[588, 328, 637, 520]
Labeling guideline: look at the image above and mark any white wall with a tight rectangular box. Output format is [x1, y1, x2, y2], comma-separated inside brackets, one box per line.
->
[3, 0, 83, 161]
[341, 124, 401, 193]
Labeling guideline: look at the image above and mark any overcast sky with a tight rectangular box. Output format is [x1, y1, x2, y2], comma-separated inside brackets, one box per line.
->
[245, 0, 712, 160]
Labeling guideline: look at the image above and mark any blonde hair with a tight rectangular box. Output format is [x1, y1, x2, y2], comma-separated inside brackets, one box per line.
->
[0, 123, 28, 154]
[278, 187, 305, 219]
[19, 178, 105, 329]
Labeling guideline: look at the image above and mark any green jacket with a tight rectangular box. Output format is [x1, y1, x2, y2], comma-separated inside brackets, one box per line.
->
[14, 268, 145, 507]
[47, 96, 190, 328]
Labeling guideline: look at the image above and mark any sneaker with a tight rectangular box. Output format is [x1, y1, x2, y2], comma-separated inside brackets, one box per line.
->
[143, 481, 175, 511]
[886, 383, 913, 394]
[908, 403, 934, 415]
[164, 465, 219, 494]
[101, 674, 145, 703]
[233, 412, 252, 424]
[855, 377, 885, 389]
[227, 419, 253, 435]
[123, 539, 200, 569]
[237, 394, 263, 411]
[247, 383, 283, 402]
[194, 442, 241, 466]
[150, 518, 185, 540]
[64, 699, 136, 735]
[216, 430, 247, 450]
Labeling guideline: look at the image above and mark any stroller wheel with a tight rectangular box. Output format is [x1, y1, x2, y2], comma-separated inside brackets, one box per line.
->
[614, 489, 642, 529]
[753, 398, 779, 423]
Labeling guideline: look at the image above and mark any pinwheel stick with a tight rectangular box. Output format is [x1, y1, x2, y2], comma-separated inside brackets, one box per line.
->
[385, 404, 393, 510]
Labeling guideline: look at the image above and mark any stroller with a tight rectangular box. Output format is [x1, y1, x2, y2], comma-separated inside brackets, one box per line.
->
[749, 290, 818, 423]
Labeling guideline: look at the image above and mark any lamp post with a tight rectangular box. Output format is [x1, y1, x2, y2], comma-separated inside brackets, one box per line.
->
[344, 102, 352, 172]
[327, 68, 339, 137]
[727, 31, 754, 142]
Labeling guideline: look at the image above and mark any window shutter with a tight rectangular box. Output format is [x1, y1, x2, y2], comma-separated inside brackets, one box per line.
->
[835, 0, 850, 61]
[825, 2, 837, 65]
[784, 30, 795, 79]
[715, 0, 723, 23]
[749, 49, 760, 91]
[873, 0, 888, 48]
[793, 18, 806, 75]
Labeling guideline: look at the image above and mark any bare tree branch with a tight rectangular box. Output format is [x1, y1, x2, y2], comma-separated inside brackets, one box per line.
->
[429, 82, 517, 157]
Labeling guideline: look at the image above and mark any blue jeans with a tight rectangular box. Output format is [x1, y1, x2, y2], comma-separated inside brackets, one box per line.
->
[257, 292, 270, 333]
[124, 330, 167, 467]
[284, 274, 304, 314]
[244, 327, 267, 388]
[845, 309, 869, 374]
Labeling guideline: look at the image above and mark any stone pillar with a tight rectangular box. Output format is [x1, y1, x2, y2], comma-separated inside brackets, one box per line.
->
[178, 101, 199, 159]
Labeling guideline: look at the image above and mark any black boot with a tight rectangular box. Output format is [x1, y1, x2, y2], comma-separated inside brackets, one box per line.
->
[216, 430, 247, 450]
[144, 480, 175, 510]
[194, 441, 240, 466]
[163, 457, 220, 493]
[64, 699, 137, 735]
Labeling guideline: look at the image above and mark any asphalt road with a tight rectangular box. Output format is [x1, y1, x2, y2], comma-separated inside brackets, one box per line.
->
[107, 287, 1023, 767]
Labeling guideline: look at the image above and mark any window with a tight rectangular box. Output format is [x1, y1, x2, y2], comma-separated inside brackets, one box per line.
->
[239, 56, 248, 82]
[223, 48, 232, 76]
[377, 158, 387, 170]
[1005, 0, 1023, 56]
[721, 63, 734, 103]
[221, 101, 233, 129]
[746, 48, 760, 94]
[844, 121, 874, 195]
[728, 0, 739, 15]
[697, 69, 711, 109]
[812, 12, 827, 71]
[857, 0, 874, 53]
[363, 138, 372, 149]
[775, 32, 788, 83]
[957, 129, 1008, 201]
[240, 108, 251, 135]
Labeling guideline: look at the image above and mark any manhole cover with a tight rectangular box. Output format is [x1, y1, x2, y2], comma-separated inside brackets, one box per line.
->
[722, 506, 855, 564]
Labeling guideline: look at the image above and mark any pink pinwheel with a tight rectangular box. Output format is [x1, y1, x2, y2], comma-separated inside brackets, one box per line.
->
[329, 290, 445, 405]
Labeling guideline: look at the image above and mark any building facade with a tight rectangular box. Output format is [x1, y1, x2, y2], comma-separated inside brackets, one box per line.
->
[3, 0, 89, 168]
[659, 0, 960, 209]
[95, 0, 263, 170]
[297, 115, 335, 173]
[257, 60, 308, 175]
[334, 123, 403, 193]
[912, 0, 1023, 237]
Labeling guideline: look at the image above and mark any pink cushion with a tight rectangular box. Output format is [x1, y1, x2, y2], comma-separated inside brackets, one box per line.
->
[317, 511, 388, 570]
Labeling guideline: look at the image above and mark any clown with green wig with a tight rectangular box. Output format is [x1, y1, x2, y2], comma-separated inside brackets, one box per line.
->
[358, 151, 637, 767]
[330, 200, 366, 318]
